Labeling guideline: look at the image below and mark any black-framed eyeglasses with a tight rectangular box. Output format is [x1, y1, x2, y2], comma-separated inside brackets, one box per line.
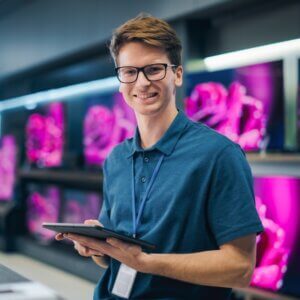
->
[115, 63, 178, 84]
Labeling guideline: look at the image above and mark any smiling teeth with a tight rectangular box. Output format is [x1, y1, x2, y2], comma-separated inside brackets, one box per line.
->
[136, 93, 156, 99]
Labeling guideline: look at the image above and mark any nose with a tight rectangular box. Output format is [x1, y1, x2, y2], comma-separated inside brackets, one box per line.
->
[135, 70, 151, 86]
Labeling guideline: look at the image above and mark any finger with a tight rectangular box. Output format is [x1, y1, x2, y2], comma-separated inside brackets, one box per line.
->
[80, 247, 102, 257]
[86, 249, 104, 256]
[55, 233, 64, 240]
[65, 234, 112, 254]
[73, 241, 79, 251]
[64, 233, 85, 240]
[107, 238, 141, 255]
[77, 245, 89, 257]
[65, 233, 97, 244]
[67, 234, 130, 262]
[73, 240, 104, 256]
[66, 233, 107, 247]
[84, 219, 101, 226]
[84, 219, 104, 227]
[77, 244, 105, 257]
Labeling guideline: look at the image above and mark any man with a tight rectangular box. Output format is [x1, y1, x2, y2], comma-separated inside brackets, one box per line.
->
[57, 14, 263, 299]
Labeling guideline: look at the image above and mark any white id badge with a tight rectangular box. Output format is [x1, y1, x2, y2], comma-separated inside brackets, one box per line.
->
[112, 263, 137, 299]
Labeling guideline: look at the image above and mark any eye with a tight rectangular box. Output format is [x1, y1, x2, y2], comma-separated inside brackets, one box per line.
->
[121, 68, 137, 77]
[145, 65, 164, 75]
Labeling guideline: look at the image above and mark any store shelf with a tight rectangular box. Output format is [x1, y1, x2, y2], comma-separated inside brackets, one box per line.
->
[246, 153, 300, 163]
[234, 286, 299, 300]
[18, 168, 103, 191]
[15, 236, 104, 283]
[246, 154, 300, 177]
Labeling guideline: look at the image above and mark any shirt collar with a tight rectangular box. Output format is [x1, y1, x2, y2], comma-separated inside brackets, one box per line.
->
[126, 110, 190, 158]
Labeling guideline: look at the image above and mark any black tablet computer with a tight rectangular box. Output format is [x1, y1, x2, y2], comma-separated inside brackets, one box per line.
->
[42, 222, 156, 251]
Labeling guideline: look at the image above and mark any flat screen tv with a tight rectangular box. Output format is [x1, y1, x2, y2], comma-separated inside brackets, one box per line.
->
[252, 176, 300, 298]
[25, 102, 65, 168]
[61, 189, 102, 223]
[297, 59, 300, 150]
[2, 83, 136, 171]
[185, 61, 284, 152]
[83, 92, 136, 167]
[0, 135, 17, 201]
[26, 184, 61, 242]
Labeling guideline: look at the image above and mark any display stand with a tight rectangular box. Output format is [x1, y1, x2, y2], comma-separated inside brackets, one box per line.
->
[13, 155, 300, 294]
[18, 169, 102, 191]
[0, 201, 25, 252]
[13, 168, 104, 282]
[234, 287, 299, 300]
[247, 154, 300, 177]
[15, 236, 104, 283]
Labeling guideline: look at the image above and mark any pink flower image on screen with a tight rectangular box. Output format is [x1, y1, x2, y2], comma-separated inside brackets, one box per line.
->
[0, 135, 17, 201]
[251, 177, 300, 292]
[184, 81, 266, 151]
[27, 187, 60, 242]
[26, 102, 64, 167]
[62, 192, 102, 223]
[84, 92, 136, 166]
[251, 196, 289, 290]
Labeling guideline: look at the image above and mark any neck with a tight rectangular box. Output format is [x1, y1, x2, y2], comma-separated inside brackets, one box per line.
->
[136, 106, 178, 149]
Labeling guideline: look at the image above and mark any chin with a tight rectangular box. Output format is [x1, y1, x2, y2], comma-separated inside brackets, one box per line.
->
[135, 108, 160, 117]
[125, 96, 173, 118]
[135, 102, 167, 117]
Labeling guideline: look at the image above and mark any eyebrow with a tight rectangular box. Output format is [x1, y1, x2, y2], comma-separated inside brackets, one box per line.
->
[116, 63, 169, 68]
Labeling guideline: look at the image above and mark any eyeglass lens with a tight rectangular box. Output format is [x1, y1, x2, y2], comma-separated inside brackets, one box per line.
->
[118, 64, 167, 83]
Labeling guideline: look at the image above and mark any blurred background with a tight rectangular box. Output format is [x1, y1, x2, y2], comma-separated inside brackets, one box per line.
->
[0, 0, 299, 299]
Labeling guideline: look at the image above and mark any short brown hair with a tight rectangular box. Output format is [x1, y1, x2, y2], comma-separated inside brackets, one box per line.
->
[109, 13, 182, 66]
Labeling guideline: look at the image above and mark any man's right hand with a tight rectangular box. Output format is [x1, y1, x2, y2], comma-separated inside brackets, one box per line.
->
[55, 219, 106, 257]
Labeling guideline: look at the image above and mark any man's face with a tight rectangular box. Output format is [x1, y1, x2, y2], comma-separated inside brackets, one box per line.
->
[117, 42, 183, 117]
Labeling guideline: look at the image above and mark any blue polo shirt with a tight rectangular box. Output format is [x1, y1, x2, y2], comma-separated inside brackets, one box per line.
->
[95, 110, 263, 299]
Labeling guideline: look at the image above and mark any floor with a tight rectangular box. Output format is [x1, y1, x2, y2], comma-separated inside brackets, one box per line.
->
[0, 251, 95, 300]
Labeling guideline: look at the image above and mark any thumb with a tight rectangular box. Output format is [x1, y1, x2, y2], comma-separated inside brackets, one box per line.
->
[84, 219, 102, 226]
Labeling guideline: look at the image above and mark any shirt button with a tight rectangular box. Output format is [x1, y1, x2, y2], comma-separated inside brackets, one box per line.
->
[141, 176, 146, 183]
[144, 157, 149, 163]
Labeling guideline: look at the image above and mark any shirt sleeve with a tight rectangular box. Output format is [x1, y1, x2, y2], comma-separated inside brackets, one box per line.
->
[207, 144, 264, 246]
[98, 159, 111, 228]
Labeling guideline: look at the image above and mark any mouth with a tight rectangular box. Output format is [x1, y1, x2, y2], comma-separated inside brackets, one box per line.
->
[134, 92, 158, 100]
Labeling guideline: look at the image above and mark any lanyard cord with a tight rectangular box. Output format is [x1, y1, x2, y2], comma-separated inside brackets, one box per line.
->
[131, 154, 165, 238]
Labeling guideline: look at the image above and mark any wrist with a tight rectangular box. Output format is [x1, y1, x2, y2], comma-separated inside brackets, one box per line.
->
[142, 253, 163, 275]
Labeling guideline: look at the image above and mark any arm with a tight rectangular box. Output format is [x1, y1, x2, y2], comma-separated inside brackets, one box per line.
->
[146, 234, 256, 288]
[64, 233, 257, 288]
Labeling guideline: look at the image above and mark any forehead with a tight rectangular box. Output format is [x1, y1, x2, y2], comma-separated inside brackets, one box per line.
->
[117, 42, 170, 67]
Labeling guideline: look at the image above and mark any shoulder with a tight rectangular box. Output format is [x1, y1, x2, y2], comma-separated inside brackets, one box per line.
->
[183, 119, 243, 158]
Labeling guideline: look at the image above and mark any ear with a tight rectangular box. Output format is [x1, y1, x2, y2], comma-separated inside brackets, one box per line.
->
[174, 65, 183, 87]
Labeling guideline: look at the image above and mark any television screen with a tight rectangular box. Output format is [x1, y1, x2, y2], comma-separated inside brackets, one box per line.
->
[25, 102, 65, 168]
[298, 59, 300, 150]
[252, 176, 300, 298]
[1, 84, 136, 170]
[185, 61, 284, 152]
[0, 135, 17, 201]
[26, 184, 61, 242]
[83, 92, 136, 167]
[61, 189, 102, 223]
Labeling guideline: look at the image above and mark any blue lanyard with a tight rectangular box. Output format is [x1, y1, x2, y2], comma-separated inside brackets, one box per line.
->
[131, 154, 165, 238]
